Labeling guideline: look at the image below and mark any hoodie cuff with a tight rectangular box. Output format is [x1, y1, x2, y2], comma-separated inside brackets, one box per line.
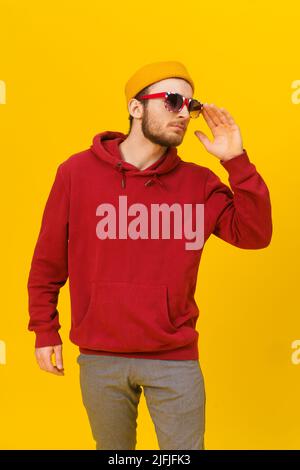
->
[219, 148, 249, 167]
[35, 330, 62, 348]
[219, 149, 254, 179]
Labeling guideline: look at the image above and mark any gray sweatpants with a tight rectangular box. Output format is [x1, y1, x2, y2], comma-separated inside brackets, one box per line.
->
[77, 353, 206, 450]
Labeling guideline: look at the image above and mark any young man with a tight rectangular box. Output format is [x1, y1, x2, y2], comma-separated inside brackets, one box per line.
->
[27, 61, 273, 450]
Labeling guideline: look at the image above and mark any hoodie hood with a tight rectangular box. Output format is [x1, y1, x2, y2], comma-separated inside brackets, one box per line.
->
[90, 131, 182, 189]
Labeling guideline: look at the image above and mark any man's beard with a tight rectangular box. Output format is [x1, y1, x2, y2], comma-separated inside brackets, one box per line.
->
[141, 107, 183, 147]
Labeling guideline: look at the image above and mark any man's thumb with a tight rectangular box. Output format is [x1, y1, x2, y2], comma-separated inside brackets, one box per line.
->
[194, 130, 212, 151]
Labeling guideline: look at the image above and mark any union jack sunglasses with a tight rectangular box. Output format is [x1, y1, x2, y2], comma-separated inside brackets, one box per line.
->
[139, 92, 203, 119]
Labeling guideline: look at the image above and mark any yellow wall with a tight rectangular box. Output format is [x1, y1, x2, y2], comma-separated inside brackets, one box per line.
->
[0, 0, 299, 450]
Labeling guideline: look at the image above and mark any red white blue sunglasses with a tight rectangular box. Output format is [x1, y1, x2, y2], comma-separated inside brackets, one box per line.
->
[139, 92, 203, 118]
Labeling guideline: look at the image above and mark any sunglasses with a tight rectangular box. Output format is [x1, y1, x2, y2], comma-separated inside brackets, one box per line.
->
[139, 92, 203, 119]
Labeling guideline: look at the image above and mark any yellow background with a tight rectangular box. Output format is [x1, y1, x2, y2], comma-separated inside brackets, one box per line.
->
[0, 0, 299, 450]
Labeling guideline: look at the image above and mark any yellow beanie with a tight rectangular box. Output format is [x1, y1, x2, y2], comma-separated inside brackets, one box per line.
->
[125, 61, 195, 106]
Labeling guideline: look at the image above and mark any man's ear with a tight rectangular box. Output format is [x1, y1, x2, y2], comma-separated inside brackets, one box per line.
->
[128, 98, 143, 120]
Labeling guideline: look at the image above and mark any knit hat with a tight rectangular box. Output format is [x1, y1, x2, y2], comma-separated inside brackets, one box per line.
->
[125, 61, 195, 106]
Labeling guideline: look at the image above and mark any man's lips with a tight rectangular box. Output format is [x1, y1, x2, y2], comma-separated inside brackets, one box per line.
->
[170, 124, 185, 131]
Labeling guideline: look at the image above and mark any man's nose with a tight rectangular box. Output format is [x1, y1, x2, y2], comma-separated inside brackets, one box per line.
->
[178, 101, 190, 118]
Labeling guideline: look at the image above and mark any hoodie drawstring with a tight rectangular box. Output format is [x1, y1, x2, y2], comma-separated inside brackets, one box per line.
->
[144, 173, 165, 188]
[116, 161, 165, 189]
[116, 161, 126, 189]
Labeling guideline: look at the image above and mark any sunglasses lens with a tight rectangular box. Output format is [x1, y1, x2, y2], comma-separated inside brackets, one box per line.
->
[189, 100, 203, 118]
[166, 94, 203, 118]
[165, 93, 183, 112]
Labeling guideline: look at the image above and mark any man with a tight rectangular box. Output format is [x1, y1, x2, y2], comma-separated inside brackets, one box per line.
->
[27, 61, 273, 450]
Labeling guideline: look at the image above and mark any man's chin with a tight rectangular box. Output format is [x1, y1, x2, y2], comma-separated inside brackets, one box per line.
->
[167, 134, 184, 146]
[143, 129, 184, 147]
[162, 137, 183, 147]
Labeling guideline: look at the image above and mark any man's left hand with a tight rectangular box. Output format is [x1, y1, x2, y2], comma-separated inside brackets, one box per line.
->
[194, 103, 244, 162]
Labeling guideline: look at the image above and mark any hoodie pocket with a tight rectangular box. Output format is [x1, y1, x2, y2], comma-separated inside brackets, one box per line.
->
[71, 280, 191, 353]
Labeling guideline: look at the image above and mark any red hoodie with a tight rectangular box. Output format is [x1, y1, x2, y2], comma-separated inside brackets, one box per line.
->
[27, 131, 272, 360]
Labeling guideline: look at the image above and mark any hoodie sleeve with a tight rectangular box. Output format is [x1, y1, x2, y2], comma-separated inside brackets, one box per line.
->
[27, 164, 69, 348]
[204, 149, 272, 249]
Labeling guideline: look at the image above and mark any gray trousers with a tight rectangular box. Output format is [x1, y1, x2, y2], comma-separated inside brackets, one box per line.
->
[77, 353, 206, 450]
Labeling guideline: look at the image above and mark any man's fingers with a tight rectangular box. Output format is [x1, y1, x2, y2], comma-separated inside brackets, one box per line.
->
[210, 104, 228, 125]
[54, 345, 64, 371]
[35, 346, 64, 375]
[206, 103, 228, 126]
[219, 107, 235, 125]
[203, 104, 236, 128]
[36, 355, 46, 371]
[35, 347, 49, 371]
[43, 351, 61, 374]
[202, 105, 218, 128]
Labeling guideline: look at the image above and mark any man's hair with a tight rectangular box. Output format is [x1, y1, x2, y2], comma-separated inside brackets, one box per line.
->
[127, 84, 153, 134]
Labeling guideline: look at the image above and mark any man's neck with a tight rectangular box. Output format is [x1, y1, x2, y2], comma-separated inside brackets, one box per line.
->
[119, 131, 167, 171]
